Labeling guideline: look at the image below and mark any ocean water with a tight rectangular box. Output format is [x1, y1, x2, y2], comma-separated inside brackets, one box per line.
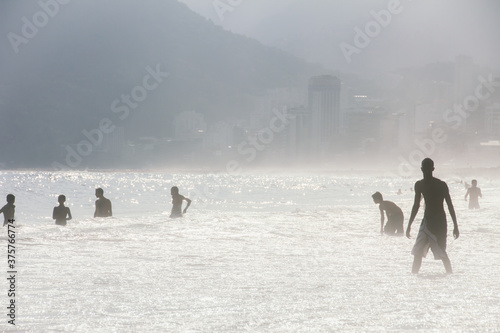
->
[1, 170, 499, 332]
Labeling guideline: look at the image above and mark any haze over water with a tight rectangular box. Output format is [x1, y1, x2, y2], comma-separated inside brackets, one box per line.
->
[1, 170, 499, 332]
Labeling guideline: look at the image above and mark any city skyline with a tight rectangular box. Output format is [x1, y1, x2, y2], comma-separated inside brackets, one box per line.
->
[1, 1, 499, 171]
[57, 54, 499, 171]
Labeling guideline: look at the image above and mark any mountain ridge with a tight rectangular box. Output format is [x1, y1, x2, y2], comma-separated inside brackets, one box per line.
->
[0, 0, 324, 167]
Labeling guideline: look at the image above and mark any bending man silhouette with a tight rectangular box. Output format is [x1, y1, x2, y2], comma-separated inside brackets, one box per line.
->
[372, 192, 404, 235]
[94, 188, 112, 217]
[406, 158, 459, 274]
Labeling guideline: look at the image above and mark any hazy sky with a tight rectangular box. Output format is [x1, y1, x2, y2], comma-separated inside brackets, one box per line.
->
[1, 0, 498, 168]
[179, 0, 500, 73]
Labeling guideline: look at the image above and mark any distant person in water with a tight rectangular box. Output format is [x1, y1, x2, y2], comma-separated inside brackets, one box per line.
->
[372, 192, 404, 235]
[0, 194, 15, 226]
[464, 179, 482, 209]
[406, 158, 459, 274]
[53, 195, 72, 226]
[170, 186, 191, 218]
[94, 188, 112, 217]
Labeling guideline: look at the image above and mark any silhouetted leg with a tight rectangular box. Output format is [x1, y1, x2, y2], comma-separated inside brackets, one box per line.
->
[412, 255, 422, 274]
[384, 220, 398, 235]
[442, 254, 453, 274]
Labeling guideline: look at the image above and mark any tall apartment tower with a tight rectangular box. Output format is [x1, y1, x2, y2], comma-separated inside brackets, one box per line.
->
[485, 103, 500, 137]
[308, 75, 341, 155]
[454, 55, 474, 104]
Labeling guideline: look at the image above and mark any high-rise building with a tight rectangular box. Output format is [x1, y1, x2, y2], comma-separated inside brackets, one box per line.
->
[285, 106, 309, 161]
[173, 111, 207, 141]
[308, 75, 341, 156]
[454, 55, 478, 131]
[485, 103, 500, 137]
[454, 55, 475, 104]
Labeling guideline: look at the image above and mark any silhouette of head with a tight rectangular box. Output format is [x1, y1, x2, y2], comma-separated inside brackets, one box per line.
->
[372, 191, 383, 203]
[58, 195, 66, 204]
[95, 188, 104, 198]
[6, 194, 15, 204]
[171, 186, 179, 195]
[421, 158, 434, 174]
[472, 179, 477, 186]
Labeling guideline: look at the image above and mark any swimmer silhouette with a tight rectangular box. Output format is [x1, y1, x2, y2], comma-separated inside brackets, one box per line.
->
[170, 186, 191, 218]
[1, 194, 15, 226]
[464, 179, 482, 209]
[406, 158, 459, 274]
[53, 195, 72, 226]
[94, 188, 112, 217]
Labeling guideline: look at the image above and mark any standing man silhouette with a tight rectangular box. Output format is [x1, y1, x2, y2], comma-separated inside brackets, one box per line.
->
[464, 179, 482, 209]
[406, 158, 459, 274]
[94, 188, 112, 217]
[1, 194, 15, 226]
[53, 194, 72, 226]
[169, 186, 191, 218]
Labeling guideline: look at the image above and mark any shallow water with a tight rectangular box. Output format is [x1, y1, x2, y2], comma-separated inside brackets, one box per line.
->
[1, 170, 499, 332]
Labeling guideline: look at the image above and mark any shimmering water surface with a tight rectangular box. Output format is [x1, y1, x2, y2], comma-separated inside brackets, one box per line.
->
[1, 170, 499, 332]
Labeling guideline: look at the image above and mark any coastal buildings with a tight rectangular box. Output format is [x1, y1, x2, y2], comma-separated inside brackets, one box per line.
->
[308, 75, 342, 158]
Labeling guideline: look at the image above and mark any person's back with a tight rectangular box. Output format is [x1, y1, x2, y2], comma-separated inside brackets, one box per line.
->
[53, 206, 69, 225]
[170, 186, 191, 218]
[53, 195, 72, 226]
[170, 193, 184, 218]
[95, 197, 112, 217]
[381, 200, 404, 218]
[381, 200, 404, 235]
[94, 188, 112, 217]
[372, 192, 404, 235]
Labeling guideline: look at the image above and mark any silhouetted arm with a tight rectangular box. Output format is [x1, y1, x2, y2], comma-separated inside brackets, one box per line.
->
[379, 206, 385, 234]
[0, 206, 4, 226]
[464, 188, 470, 201]
[52, 207, 56, 220]
[108, 200, 112, 216]
[66, 208, 72, 221]
[183, 197, 191, 214]
[444, 184, 459, 239]
[406, 182, 422, 238]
